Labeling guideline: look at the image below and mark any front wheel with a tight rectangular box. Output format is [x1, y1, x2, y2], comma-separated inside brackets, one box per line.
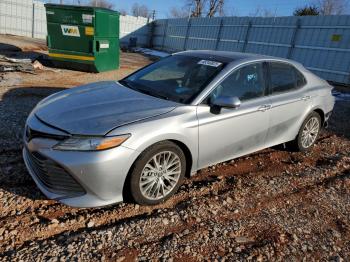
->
[128, 141, 186, 205]
[290, 112, 321, 152]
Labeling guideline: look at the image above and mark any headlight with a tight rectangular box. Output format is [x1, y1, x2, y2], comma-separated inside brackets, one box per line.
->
[53, 134, 130, 151]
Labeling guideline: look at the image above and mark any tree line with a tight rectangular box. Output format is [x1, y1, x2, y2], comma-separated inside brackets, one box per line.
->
[170, 0, 349, 18]
[59, 0, 349, 18]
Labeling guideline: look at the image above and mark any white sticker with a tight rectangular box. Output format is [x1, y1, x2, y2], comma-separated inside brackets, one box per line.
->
[61, 25, 80, 37]
[198, 60, 222, 67]
[46, 11, 55, 15]
[82, 14, 94, 24]
[100, 43, 110, 49]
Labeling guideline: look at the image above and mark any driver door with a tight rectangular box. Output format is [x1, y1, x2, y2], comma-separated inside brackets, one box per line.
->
[197, 62, 271, 169]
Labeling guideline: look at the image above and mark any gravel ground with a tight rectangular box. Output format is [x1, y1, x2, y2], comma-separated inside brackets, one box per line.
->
[0, 35, 349, 261]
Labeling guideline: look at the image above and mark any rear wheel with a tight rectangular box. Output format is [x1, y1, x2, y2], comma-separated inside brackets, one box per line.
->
[129, 141, 186, 205]
[290, 112, 321, 152]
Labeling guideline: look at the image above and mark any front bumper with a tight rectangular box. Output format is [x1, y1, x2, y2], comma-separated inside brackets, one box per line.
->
[23, 136, 139, 208]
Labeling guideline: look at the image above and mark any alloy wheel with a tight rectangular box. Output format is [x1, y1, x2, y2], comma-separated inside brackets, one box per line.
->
[139, 151, 181, 200]
[301, 117, 320, 148]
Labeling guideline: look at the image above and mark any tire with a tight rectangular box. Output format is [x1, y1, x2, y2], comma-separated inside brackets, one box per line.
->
[128, 141, 186, 205]
[289, 112, 321, 152]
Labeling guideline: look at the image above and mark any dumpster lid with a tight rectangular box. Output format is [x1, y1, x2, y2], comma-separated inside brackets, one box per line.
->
[44, 4, 119, 14]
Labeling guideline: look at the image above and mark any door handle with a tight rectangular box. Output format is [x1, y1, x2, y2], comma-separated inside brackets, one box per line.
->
[301, 95, 311, 101]
[258, 104, 272, 112]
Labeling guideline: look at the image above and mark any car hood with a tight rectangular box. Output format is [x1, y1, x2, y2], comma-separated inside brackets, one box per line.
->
[34, 81, 178, 136]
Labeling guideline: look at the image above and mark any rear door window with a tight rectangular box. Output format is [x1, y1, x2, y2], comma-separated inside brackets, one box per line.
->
[269, 62, 305, 94]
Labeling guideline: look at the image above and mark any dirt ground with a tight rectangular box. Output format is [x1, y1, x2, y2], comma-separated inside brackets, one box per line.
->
[0, 35, 349, 261]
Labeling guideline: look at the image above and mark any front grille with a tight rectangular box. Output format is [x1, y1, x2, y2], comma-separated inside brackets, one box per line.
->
[24, 148, 85, 196]
[25, 126, 68, 142]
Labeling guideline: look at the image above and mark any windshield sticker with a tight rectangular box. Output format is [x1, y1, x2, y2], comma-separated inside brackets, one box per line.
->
[198, 60, 222, 67]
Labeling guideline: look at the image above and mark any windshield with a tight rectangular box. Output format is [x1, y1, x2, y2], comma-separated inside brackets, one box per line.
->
[120, 55, 225, 104]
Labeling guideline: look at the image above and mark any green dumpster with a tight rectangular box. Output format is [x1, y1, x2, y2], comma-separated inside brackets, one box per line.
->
[44, 4, 119, 72]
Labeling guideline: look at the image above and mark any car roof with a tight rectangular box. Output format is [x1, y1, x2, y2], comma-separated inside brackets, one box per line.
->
[175, 50, 301, 67]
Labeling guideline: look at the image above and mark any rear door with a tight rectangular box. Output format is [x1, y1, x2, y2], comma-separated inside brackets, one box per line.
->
[265, 62, 312, 147]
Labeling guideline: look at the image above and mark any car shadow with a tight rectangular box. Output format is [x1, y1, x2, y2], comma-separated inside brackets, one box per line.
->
[328, 100, 350, 140]
[0, 86, 67, 201]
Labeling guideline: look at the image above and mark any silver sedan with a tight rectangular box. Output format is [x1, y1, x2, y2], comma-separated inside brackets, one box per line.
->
[23, 51, 335, 207]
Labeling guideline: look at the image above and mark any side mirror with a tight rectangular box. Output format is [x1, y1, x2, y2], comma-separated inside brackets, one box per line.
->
[212, 96, 241, 109]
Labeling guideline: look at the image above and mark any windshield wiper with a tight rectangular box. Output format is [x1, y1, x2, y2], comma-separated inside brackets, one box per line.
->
[119, 80, 169, 100]
[137, 88, 169, 100]
[119, 80, 135, 90]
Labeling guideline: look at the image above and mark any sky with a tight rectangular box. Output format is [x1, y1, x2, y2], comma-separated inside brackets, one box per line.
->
[45, 0, 321, 18]
[116, 0, 315, 18]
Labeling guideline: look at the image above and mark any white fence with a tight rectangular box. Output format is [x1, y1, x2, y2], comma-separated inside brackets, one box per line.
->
[119, 15, 151, 47]
[153, 16, 350, 85]
[0, 0, 46, 39]
[0, 0, 152, 46]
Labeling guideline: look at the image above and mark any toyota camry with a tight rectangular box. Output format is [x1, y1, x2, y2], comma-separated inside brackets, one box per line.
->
[23, 50, 335, 207]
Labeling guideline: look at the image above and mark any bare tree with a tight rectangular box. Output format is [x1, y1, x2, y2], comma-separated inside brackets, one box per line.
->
[315, 0, 349, 15]
[249, 6, 261, 17]
[181, 0, 227, 17]
[169, 7, 190, 18]
[249, 6, 275, 17]
[187, 0, 206, 17]
[207, 0, 225, 17]
[226, 8, 239, 16]
[88, 0, 114, 9]
[293, 5, 320, 16]
[131, 3, 150, 18]
[262, 9, 275, 17]
[117, 9, 128, 16]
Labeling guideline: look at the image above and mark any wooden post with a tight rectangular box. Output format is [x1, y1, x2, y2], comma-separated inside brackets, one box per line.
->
[183, 18, 192, 51]
[242, 21, 252, 53]
[287, 18, 301, 59]
[161, 20, 169, 51]
[148, 21, 155, 48]
[215, 18, 224, 50]
[32, 3, 35, 38]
